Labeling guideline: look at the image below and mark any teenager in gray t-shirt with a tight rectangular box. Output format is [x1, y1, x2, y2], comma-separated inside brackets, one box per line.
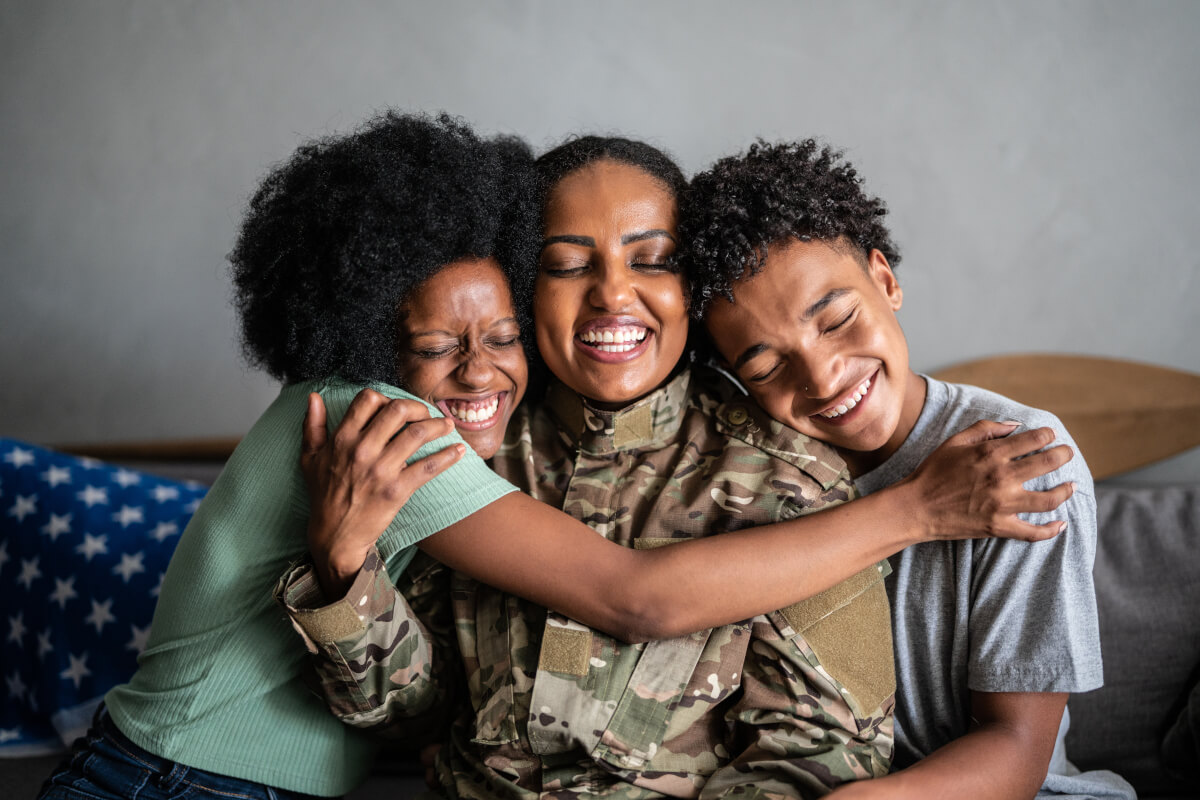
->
[686, 139, 1134, 798]
[855, 378, 1132, 798]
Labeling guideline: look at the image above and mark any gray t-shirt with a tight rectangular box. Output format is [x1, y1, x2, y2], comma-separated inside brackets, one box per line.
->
[855, 377, 1103, 772]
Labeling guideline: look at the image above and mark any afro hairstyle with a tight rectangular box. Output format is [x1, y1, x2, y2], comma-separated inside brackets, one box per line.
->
[681, 139, 901, 319]
[230, 111, 539, 386]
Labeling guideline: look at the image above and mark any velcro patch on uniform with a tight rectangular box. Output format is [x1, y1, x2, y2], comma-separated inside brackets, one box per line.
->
[633, 537, 682, 550]
[538, 627, 593, 677]
[779, 564, 882, 633]
[779, 564, 895, 718]
[612, 405, 653, 449]
[291, 599, 366, 644]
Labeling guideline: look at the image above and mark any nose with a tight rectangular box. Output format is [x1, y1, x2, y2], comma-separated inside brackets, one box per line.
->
[586, 261, 636, 311]
[456, 345, 496, 390]
[796, 349, 845, 402]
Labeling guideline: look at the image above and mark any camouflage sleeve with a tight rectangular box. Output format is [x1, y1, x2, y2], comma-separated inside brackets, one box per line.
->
[275, 547, 456, 740]
[697, 617, 893, 800]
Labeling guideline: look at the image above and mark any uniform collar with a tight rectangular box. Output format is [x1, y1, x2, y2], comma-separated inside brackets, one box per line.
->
[546, 369, 692, 455]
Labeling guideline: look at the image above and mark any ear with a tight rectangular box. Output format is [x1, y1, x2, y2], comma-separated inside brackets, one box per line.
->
[867, 249, 902, 311]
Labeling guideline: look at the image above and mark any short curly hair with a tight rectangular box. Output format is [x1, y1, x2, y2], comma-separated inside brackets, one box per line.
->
[681, 139, 900, 318]
[230, 111, 539, 385]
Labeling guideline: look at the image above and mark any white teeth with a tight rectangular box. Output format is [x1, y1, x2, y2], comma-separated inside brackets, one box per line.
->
[819, 378, 872, 419]
[447, 395, 500, 424]
[580, 326, 648, 347]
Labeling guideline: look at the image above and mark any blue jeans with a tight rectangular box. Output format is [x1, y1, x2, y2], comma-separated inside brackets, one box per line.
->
[39, 708, 333, 800]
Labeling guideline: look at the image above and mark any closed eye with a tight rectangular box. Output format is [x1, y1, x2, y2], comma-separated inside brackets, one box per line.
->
[826, 308, 855, 332]
[747, 361, 783, 384]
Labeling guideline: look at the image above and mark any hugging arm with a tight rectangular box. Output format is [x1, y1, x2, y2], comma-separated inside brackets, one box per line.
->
[826, 692, 1066, 800]
[300, 390, 1074, 642]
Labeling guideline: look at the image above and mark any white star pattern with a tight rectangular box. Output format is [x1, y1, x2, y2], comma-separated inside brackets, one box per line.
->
[112, 505, 144, 527]
[113, 469, 142, 488]
[37, 629, 53, 660]
[1, 440, 216, 748]
[6, 670, 27, 701]
[85, 599, 115, 635]
[60, 652, 91, 689]
[77, 485, 109, 507]
[75, 533, 108, 561]
[8, 494, 37, 523]
[151, 485, 179, 502]
[17, 557, 42, 590]
[112, 552, 146, 583]
[41, 513, 73, 541]
[41, 465, 72, 487]
[3, 447, 35, 468]
[7, 613, 26, 646]
[50, 576, 78, 610]
[150, 521, 178, 542]
[126, 624, 151, 655]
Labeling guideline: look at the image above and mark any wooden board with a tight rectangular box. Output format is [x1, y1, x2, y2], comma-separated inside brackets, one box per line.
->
[931, 354, 1200, 480]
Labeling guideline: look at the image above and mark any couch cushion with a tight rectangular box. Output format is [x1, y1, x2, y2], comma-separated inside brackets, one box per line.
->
[0, 439, 207, 755]
[1066, 483, 1200, 797]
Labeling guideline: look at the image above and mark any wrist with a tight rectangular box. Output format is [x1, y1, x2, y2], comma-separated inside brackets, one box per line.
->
[871, 480, 930, 547]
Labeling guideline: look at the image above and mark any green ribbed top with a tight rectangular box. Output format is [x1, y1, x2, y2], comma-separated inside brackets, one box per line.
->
[105, 378, 516, 795]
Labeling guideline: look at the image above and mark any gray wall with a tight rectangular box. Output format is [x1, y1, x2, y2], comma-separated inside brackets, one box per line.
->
[2, 0, 1198, 482]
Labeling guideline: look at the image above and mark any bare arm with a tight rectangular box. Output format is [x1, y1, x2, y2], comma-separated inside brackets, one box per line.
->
[306, 390, 1074, 642]
[826, 691, 1066, 800]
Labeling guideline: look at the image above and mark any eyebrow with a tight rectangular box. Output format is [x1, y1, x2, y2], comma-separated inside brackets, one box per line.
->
[409, 317, 519, 338]
[731, 288, 852, 370]
[801, 288, 851, 321]
[621, 229, 676, 245]
[540, 229, 677, 250]
[541, 235, 594, 250]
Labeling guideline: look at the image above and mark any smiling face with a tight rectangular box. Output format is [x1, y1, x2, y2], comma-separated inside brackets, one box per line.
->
[703, 238, 925, 475]
[534, 160, 689, 408]
[396, 257, 528, 459]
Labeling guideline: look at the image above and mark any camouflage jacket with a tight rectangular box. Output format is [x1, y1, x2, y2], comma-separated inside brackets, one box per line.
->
[276, 546, 458, 748]
[280, 367, 895, 798]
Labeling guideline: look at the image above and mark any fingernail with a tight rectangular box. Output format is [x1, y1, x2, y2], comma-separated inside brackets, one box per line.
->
[1058, 521, 1068, 534]
[455, 444, 466, 455]
[1002, 420, 1022, 428]
[1069, 481, 1077, 494]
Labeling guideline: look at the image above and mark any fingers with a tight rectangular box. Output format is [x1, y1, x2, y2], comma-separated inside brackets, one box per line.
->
[1009, 443, 1073, 483]
[302, 393, 329, 459]
[339, 388, 393, 436]
[991, 517, 1068, 544]
[944, 418, 1021, 446]
[987, 425, 1057, 458]
[1010, 481, 1076, 515]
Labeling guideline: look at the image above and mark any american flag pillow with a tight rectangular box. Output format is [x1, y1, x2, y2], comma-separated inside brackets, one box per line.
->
[0, 438, 207, 755]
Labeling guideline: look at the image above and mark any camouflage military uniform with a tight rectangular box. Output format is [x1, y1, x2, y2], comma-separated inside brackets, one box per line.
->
[280, 367, 895, 798]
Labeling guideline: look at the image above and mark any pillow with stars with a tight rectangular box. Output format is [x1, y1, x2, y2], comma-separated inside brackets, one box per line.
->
[0, 438, 208, 755]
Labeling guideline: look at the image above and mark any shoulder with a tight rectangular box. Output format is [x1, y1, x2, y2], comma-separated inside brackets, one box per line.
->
[689, 367, 850, 493]
[929, 378, 1093, 495]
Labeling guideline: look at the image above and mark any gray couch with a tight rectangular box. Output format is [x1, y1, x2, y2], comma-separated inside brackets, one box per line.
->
[5, 479, 1199, 799]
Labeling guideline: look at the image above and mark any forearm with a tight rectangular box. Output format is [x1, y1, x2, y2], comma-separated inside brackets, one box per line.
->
[831, 691, 1066, 800]
[422, 487, 921, 642]
[834, 725, 1047, 800]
